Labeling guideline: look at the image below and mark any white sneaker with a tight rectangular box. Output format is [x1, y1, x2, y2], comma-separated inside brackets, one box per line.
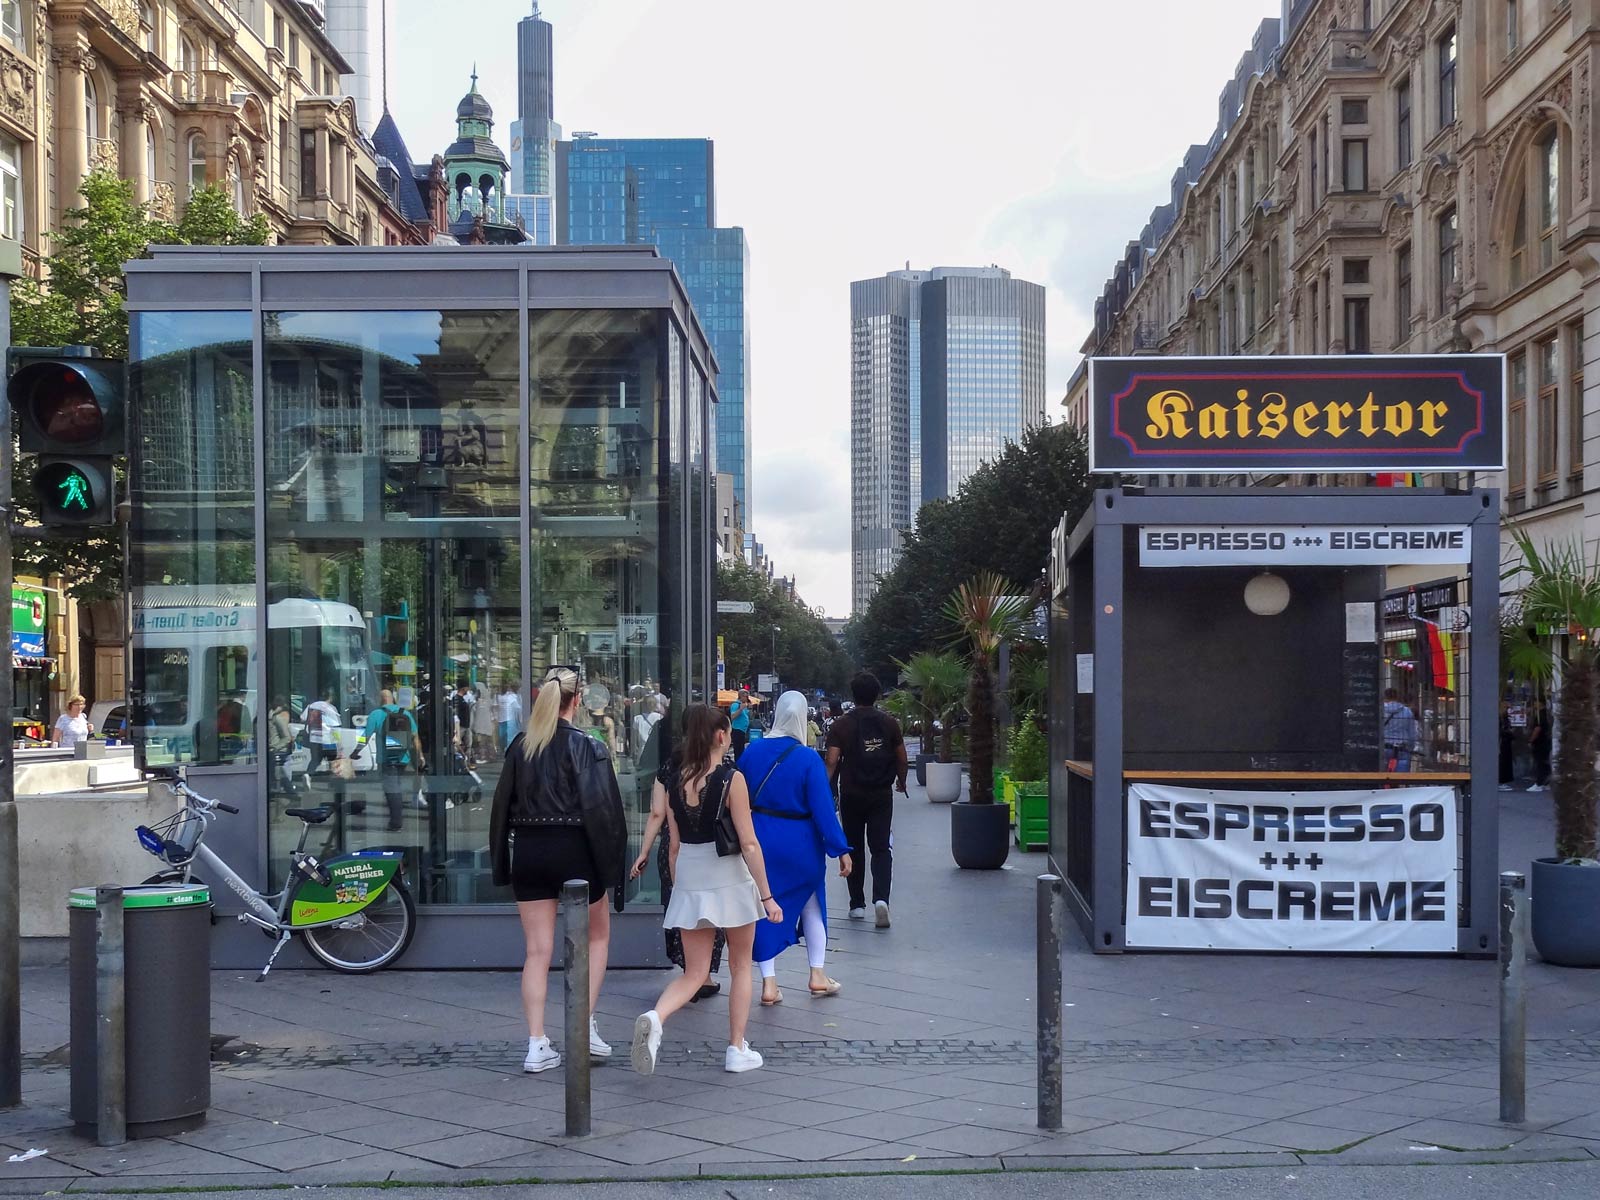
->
[631, 1010, 662, 1076]
[589, 1017, 612, 1058]
[724, 1040, 763, 1073]
[875, 900, 891, 929]
[523, 1035, 561, 1073]
[848, 907, 867, 921]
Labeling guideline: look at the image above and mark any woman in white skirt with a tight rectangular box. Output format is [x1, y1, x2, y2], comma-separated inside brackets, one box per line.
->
[633, 703, 782, 1075]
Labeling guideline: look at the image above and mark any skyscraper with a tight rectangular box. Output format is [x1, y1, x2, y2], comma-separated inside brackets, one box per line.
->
[510, 2, 559, 198]
[556, 137, 751, 525]
[324, 0, 395, 134]
[850, 266, 1045, 613]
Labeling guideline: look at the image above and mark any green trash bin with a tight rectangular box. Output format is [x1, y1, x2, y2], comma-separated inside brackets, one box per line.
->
[69, 884, 212, 1137]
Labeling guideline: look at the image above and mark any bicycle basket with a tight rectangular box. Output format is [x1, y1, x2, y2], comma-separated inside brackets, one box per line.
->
[136, 809, 203, 864]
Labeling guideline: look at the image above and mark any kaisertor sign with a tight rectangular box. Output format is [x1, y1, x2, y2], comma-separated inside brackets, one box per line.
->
[1089, 355, 1505, 474]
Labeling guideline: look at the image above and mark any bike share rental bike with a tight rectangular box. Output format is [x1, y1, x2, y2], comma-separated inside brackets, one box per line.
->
[137, 766, 417, 978]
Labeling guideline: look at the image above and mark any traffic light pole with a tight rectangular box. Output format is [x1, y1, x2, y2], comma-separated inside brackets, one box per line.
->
[0, 270, 21, 1108]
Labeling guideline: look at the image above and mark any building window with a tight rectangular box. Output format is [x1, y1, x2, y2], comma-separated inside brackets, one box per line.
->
[1344, 297, 1371, 353]
[1343, 139, 1368, 191]
[1538, 128, 1560, 270]
[1396, 243, 1413, 341]
[1341, 98, 1369, 124]
[1438, 206, 1458, 308]
[230, 158, 246, 215]
[299, 129, 315, 198]
[1309, 131, 1319, 204]
[288, 31, 298, 71]
[146, 123, 157, 188]
[1310, 280, 1319, 350]
[279, 118, 290, 189]
[1510, 351, 1527, 496]
[1505, 0, 1519, 56]
[1344, 258, 1370, 285]
[140, 1, 155, 53]
[273, 10, 285, 50]
[1396, 77, 1413, 169]
[1569, 321, 1585, 478]
[0, 0, 22, 52]
[1538, 337, 1559, 483]
[84, 75, 99, 144]
[1362, 0, 1373, 29]
[1243, 264, 1256, 333]
[0, 135, 21, 240]
[1438, 25, 1458, 129]
[187, 132, 205, 194]
[1510, 188, 1529, 287]
[310, 57, 319, 92]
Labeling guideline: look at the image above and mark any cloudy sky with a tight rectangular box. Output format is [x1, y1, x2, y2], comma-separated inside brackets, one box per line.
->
[390, 0, 1279, 615]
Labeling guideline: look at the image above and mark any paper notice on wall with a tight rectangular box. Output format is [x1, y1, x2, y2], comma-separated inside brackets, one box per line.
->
[1076, 654, 1094, 694]
[1345, 602, 1376, 643]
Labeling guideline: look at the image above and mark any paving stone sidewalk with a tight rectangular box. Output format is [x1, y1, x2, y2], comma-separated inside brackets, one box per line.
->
[4, 781, 1600, 1188]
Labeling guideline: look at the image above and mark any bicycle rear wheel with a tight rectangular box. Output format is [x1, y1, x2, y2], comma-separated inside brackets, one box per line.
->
[300, 880, 417, 972]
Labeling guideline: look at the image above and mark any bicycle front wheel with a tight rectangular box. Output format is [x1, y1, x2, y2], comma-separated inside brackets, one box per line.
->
[300, 881, 417, 972]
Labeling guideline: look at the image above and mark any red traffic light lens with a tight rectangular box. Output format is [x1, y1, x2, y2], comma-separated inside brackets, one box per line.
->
[32, 370, 103, 443]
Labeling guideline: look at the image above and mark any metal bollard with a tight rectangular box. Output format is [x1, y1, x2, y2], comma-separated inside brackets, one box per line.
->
[1036, 874, 1064, 1131]
[95, 886, 126, 1146]
[0, 803, 19, 1108]
[1499, 871, 1527, 1124]
[561, 880, 591, 1138]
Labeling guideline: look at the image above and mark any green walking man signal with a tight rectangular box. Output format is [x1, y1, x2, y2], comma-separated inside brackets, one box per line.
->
[7, 347, 124, 528]
[57, 468, 90, 511]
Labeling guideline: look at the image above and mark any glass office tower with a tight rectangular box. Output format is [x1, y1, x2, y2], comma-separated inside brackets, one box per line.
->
[850, 266, 1046, 613]
[125, 245, 717, 969]
[514, 2, 557, 196]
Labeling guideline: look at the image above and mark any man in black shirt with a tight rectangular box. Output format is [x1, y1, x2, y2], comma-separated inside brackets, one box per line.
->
[826, 672, 907, 928]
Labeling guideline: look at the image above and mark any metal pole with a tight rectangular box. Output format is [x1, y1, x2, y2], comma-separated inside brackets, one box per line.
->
[561, 879, 591, 1138]
[1036, 873, 1064, 1131]
[0, 274, 17, 1110]
[1499, 870, 1527, 1124]
[94, 885, 126, 1146]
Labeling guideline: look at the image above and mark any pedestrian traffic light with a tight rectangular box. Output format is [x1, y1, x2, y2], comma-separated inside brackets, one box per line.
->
[7, 347, 123, 527]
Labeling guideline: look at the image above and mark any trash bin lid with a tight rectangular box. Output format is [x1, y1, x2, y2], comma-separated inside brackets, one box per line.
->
[68, 884, 210, 909]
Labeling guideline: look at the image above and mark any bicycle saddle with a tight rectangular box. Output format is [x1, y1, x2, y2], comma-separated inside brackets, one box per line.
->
[285, 806, 333, 824]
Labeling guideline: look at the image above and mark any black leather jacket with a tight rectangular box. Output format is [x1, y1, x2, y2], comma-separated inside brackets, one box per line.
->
[489, 721, 628, 890]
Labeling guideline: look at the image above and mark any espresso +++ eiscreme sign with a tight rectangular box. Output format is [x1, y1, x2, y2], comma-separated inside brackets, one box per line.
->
[1089, 355, 1505, 473]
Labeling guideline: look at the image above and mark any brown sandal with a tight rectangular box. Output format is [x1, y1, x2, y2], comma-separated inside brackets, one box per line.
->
[761, 988, 784, 1006]
[808, 978, 842, 997]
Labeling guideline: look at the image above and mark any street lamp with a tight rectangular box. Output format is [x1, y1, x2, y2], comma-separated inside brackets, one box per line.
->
[771, 626, 781, 699]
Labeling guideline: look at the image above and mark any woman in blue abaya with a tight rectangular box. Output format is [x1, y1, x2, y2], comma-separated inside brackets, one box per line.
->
[741, 691, 853, 1005]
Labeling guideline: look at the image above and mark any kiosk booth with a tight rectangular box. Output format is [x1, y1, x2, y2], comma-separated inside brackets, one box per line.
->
[1050, 355, 1504, 956]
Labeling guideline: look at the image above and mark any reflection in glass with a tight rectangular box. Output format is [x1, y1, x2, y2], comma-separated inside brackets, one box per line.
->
[129, 311, 257, 768]
[530, 310, 674, 903]
[263, 311, 522, 902]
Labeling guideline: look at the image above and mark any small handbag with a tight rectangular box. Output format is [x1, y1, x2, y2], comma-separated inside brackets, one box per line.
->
[712, 770, 741, 857]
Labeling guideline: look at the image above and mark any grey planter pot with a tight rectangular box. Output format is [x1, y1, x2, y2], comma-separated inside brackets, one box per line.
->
[926, 761, 963, 803]
[1531, 857, 1600, 967]
[951, 800, 1010, 870]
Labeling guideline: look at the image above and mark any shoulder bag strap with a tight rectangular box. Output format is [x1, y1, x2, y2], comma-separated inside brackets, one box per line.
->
[751, 744, 800, 806]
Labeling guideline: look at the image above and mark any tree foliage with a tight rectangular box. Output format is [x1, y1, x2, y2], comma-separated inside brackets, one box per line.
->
[9, 172, 268, 600]
[850, 421, 1093, 679]
[716, 558, 851, 696]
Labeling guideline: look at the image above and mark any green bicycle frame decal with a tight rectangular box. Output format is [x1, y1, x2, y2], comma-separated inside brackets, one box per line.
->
[289, 854, 401, 928]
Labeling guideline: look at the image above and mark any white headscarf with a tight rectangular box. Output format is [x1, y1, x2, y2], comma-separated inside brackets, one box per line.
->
[771, 690, 811, 744]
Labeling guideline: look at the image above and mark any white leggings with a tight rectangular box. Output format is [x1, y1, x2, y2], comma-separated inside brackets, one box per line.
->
[758, 893, 827, 977]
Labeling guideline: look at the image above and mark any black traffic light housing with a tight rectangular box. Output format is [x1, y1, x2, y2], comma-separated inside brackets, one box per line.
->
[7, 346, 125, 527]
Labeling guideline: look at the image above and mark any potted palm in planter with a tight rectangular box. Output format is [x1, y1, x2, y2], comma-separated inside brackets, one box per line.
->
[1507, 533, 1600, 966]
[897, 650, 966, 795]
[945, 571, 1030, 869]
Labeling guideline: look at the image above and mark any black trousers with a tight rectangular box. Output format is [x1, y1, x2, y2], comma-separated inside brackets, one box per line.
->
[841, 788, 893, 909]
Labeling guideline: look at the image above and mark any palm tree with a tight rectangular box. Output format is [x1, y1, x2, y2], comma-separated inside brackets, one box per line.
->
[1506, 531, 1600, 861]
[943, 572, 1032, 804]
[895, 650, 967, 762]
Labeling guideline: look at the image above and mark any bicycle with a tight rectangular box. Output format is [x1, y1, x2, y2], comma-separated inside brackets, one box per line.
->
[136, 765, 417, 979]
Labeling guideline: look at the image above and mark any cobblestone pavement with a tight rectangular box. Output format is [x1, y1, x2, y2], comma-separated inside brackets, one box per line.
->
[4, 783, 1600, 1187]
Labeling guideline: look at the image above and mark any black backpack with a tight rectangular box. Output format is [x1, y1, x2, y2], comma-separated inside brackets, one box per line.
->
[378, 704, 411, 767]
[848, 708, 898, 790]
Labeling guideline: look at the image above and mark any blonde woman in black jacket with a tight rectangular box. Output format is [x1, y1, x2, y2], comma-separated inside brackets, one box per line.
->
[490, 666, 627, 1073]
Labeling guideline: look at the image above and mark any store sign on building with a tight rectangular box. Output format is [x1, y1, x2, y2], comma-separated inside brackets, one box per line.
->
[1140, 525, 1472, 567]
[1126, 784, 1459, 952]
[1382, 580, 1461, 620]
[12, 584, 46, 658]
[1089, 355, 1505, 473]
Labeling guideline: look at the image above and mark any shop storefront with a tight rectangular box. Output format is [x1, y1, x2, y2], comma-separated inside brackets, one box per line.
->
[124, 245, 716, 967]
[12, 581, 52, 743]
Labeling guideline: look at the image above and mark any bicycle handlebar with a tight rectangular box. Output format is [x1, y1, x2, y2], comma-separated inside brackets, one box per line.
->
[171, 777, 238, 815]
[215, 801, 241, 814]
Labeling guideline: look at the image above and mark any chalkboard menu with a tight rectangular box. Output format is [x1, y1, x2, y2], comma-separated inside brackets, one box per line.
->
[1343, 643, 1382, 769]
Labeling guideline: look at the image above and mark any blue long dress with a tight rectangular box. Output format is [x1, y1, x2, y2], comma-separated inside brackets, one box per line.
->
[740, 735, 851, 965]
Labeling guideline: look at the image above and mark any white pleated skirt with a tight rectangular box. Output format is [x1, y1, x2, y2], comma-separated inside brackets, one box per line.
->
[664, 841, 763, 931]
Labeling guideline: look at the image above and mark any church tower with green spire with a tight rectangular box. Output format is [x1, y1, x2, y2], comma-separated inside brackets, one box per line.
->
[444, 69, 523, 242]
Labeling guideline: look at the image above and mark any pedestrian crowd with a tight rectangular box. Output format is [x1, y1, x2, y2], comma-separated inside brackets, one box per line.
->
[489, 668, 908, 1077]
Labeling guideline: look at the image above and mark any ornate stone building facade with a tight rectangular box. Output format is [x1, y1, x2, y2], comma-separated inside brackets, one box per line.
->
[1081, 0, 1600, 547]
[0, 0, 427, 275]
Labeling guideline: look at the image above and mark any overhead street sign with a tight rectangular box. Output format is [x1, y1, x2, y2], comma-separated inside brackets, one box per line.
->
[717, 600, 755, 614]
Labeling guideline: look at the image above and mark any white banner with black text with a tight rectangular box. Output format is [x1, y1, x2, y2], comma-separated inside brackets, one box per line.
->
[1125, 784, 1458, 952]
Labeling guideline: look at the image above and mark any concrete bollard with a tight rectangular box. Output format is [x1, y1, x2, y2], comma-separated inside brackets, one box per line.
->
[1499, 870, 1527, 1125]
[95, 885, 126, 1146]
[562, 880, 591, 1138]
[1036, 873, 1064, 1131]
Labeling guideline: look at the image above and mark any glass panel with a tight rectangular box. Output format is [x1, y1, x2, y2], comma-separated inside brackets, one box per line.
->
[262, 310, 522, 903]
[529, 309, 674, 905]
[128, 312, 256, 768]
[688, 365, 708, 704]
